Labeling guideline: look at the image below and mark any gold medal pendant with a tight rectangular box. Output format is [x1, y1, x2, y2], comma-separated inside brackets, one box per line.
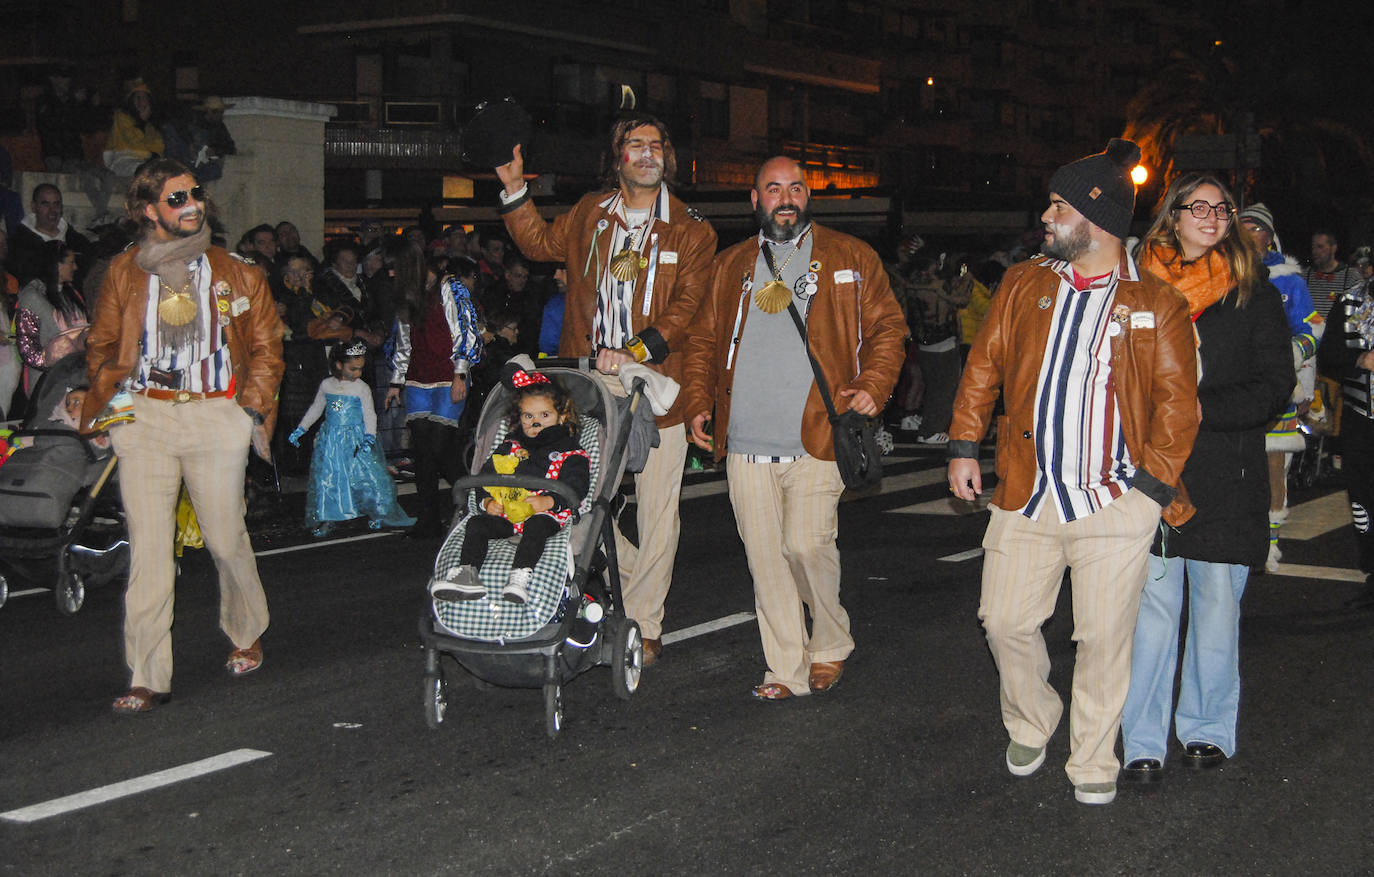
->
[157, 290, 197, 326]
[609, 248, 641, 283]
[753, 279, 793, 314]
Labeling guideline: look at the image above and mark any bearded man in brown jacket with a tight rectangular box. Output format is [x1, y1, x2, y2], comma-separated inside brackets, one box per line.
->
[495, 115, 717, 665]
[681, 156, 906, 700]
[82, 158, 283, 714]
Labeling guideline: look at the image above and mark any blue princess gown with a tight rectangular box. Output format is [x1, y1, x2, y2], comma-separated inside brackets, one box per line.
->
[297, 377, 415, 529]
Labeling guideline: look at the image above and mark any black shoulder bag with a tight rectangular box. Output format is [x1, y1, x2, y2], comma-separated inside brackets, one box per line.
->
[785, 301, 883, 489]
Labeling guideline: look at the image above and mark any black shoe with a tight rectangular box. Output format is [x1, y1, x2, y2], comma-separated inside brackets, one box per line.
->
[1122, 757, 1164, 783]
[1182, 742, 1226, 769]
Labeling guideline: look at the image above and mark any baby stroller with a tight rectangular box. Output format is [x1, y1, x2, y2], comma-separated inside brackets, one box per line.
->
[0, 352, 128, 613]
[418, 357, 653, 737]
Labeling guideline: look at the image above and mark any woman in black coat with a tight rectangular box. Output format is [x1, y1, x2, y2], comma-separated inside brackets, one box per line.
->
[1121, 172, 1294, 781]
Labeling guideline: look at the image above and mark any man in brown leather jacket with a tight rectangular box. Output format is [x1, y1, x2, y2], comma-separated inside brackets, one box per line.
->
[946, 140, 1198, 804]
[681, 156, 905, 700]
[495, 115, 717, 665]
[81, 158, 284, 714]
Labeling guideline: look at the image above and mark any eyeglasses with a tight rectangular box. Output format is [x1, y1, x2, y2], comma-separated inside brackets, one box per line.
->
[164, 186, 206, 208]
[1176, 200, 1234, 220]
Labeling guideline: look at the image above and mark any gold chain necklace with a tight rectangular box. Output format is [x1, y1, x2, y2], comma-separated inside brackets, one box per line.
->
[754, 228, 811, 314]
[609, 220, 651, 283]
[156, 271, 198, 327]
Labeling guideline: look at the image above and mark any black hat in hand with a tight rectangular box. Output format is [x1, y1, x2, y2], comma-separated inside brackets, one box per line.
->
[462, 97, 532, 168]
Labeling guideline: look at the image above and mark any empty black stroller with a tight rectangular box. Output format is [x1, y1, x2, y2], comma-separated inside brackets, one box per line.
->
[418, 357, 653, 737]
[0, 353, 128, 613]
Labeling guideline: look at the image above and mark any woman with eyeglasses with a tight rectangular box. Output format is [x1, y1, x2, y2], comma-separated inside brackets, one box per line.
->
[1120, 172, 1294, 783]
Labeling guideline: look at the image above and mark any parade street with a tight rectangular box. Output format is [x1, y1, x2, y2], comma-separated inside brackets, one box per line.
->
[2, 436, 1370, 875]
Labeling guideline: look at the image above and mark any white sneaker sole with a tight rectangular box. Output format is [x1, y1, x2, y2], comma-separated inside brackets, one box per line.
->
[1006, 746, 1046, 777]
[1074, 785, 1117, 805]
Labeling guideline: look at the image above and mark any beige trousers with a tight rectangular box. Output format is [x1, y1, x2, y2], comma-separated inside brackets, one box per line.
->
[727, 454, 851, 694]
[978, 488, 1160, 785]
[598, 372, 687, 641]
[110, 395, 270, 692]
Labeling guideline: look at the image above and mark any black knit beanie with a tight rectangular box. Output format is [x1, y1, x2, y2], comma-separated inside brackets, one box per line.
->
[1047, 139, 1141, 240]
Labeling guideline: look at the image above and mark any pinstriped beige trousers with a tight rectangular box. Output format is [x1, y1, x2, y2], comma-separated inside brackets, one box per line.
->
[110, 395, 270, 692]
[727, 454, 851, 695]
[598, 372, 687, 642]
[978, 488, 1160, 785]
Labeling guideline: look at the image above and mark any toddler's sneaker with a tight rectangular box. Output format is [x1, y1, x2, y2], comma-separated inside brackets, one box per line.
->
[431, 565, 483, 602]
[899, 414, 923, 431]
[502, 567, 533, 604]
[916, 432, 949, 445]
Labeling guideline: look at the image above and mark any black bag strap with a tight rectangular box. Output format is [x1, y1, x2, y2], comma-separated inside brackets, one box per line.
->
[786, 301, 840, 424]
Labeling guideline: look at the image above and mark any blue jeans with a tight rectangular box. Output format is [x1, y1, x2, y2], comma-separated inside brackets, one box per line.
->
[1121, 555, 1249, 763]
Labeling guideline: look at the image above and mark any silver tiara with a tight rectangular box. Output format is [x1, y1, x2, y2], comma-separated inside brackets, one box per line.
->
[343, 341, 368, 357]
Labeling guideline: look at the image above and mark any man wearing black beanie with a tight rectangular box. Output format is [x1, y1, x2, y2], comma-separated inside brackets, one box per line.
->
[945, 139, 1201, 805]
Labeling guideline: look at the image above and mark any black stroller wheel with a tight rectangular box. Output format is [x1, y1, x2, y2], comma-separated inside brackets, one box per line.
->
[55, 571, 85, 616]
[0, 573, 8, 608]
[423, 672, 447, 729]
[612, 619, 642, 700]
[543, 681, 563, 738]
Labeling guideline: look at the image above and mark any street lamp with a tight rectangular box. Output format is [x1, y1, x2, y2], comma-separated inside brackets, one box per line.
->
[1131, 164, 1148, 186]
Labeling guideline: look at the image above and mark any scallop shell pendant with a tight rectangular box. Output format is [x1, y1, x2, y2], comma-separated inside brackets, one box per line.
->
[609, 248, 641, 283]
[157, 291, 197, 326]
[753, 279, 793, 314]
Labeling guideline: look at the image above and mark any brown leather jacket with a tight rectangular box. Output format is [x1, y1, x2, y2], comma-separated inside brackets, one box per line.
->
[948, 253, 1198, 525]
[502, 185, 717, 427]
[81, 245, 285, 433]
[680, 224, 907, 461]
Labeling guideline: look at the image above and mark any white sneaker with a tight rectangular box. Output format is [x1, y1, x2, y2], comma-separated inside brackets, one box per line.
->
[1265, 542, 1282, 573]
[916, 432, 949, 445]
[899, 414, 923, 431]
[502, 567, 533, 604]
[430, 565, 483, 602]
[1006, 742, 1046, 777]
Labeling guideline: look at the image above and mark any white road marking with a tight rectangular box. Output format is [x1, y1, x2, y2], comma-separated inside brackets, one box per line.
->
[1280, 491, 1352, 540]
[8, 588, 48, 598]
[660, 611, 756, 645]
[0, 749, 272, 824]
[1268, 563, 1365, 583]
[254, 531, 399, 557]
[940, 548, 985, 563]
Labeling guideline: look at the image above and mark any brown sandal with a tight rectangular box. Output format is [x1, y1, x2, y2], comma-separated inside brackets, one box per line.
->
[808, 660, 845, 693]
[226, 638, 263, 677]
[112, 687, 171, 715]
[750, 683, 793, 701]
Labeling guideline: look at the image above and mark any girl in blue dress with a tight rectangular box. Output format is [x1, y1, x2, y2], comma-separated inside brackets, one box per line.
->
[290, 341, 416, 537]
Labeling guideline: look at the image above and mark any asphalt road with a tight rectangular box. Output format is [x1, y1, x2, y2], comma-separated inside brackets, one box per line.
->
[2, 438, 1371, 876]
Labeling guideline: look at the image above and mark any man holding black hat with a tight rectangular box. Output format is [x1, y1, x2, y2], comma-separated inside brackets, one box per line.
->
[494, 115, 717, 665]
[946, 139, 1199, 804]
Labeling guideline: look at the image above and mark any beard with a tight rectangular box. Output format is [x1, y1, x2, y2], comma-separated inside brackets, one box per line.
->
[158, 209, 206, 239]
[756, 202, 812, 243]
[619, 157, 664, 190]
[1041, 217, 1095, 262]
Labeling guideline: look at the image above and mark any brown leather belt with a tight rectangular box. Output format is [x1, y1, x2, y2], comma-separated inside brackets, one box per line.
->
[137, 387, 235, 403]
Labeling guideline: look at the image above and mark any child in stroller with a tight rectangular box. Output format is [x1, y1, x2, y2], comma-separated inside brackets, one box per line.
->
[430, 363, 589, 604]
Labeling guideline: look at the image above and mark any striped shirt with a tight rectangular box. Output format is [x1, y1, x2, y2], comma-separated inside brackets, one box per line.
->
[1302, 263, 1363, 321]
[591, 185, 671, 350]
[132, 254, 233, 394]
[1325, 281, 1374, 420]
[1022, 258, 1134, 523]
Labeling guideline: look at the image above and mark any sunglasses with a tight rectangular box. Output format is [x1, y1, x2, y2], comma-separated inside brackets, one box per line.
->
[164, 186, 207, 208]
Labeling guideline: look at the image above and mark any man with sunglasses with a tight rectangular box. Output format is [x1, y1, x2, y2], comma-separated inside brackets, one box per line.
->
[81, 158, 284, 715]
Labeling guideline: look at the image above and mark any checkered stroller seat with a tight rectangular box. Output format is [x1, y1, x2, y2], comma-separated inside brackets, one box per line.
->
[431, 412, 601, 642]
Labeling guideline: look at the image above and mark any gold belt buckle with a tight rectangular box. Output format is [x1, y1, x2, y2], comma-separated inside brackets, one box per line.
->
[175, 389, 192, 403]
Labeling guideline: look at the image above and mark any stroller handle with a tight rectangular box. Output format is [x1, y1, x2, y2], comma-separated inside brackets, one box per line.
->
[534, 356, 595, 371]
